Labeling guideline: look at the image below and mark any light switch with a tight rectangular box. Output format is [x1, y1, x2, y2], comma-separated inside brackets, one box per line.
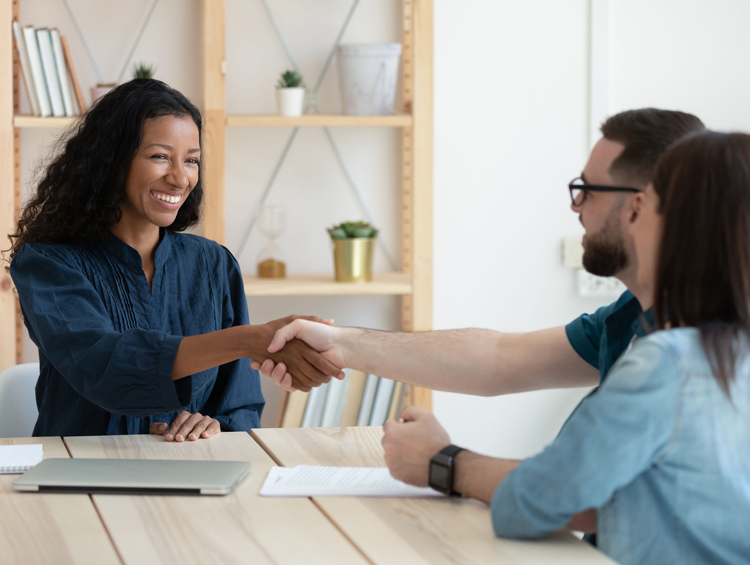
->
[562, 236, 584, 269]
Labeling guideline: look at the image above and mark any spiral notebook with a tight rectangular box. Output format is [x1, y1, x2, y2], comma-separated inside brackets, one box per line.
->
[0, 444, 43, 474]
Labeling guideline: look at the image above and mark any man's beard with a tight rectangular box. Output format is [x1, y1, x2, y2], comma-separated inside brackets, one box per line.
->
[582, 213, 628, 277]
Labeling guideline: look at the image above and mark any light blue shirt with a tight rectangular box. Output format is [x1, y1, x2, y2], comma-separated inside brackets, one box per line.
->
[491, 328, 750, 565]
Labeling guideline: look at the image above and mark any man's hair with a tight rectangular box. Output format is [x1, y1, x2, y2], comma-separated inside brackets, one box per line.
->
[600, 108, 705, 187]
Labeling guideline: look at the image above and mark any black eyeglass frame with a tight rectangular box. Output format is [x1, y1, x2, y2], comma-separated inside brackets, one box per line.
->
[568, 177, 642, 206]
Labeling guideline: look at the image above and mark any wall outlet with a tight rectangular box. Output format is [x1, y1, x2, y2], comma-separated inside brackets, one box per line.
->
[576, 270, 626, 297]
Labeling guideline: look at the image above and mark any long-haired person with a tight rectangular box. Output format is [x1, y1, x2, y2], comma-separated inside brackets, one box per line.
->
[379, 131, 750, 565]
[6, 80, 341, 441]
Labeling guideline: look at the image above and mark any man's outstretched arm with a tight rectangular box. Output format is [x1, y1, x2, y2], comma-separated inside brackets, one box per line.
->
[256, 321, 598, 396]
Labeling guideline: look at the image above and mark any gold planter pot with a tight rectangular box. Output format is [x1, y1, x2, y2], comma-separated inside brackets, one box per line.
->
[333, 238, 375, 283]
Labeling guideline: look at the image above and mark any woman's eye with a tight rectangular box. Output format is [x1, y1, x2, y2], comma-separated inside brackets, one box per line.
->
[187, 158, 200, 165]
[151, 154, 168, 160]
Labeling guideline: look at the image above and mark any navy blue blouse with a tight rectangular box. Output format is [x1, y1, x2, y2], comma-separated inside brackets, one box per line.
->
[10, 230, 264, 436]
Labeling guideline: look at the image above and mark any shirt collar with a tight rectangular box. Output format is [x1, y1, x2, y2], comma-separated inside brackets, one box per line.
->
[98, 228, 172, 270]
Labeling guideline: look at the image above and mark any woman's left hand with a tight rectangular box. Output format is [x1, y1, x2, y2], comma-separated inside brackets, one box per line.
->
[150, 411, 221, 442]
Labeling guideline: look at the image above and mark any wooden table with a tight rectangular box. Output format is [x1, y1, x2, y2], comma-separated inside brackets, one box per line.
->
[253, 426, 616, 565]
[2, 429, 614, 564]
[0, 437, 119, 565]
[64, 432, 366, 565]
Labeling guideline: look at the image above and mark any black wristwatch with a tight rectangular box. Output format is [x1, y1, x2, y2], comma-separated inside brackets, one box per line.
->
[428, 444, 466, 496]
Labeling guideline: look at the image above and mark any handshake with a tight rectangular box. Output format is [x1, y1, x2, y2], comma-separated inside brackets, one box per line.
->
[250, 316, 349, 392]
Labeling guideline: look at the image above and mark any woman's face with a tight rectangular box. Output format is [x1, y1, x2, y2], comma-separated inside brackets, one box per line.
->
[630, 182, 663, 292]
[121, 115, 200, 230]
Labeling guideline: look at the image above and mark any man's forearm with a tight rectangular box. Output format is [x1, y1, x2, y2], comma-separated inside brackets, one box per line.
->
[337, 325, 597, 396]
[340, 327, 506, 395]
[452, 451, 597, 534]
[453, 450, 520, 503]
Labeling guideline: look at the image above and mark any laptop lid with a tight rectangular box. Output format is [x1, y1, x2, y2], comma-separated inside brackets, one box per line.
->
[13, 458, 251, 495]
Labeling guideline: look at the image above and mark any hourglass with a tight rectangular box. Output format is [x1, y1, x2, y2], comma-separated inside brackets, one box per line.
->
[257, 205, 287, 278]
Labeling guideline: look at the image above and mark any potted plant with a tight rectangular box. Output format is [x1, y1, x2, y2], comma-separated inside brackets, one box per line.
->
[328, 221, 378, 283]
[276, 70, 305, 117]
[132, 62, 156, 79]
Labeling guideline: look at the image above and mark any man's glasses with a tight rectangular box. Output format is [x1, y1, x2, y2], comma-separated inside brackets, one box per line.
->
[568, 177, 642, 207]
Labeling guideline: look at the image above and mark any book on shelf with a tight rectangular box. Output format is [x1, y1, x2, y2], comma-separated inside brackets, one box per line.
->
[301, 382, 328, 428]
[60, 36, 85, 113]
[13, 22, 83, 118]
[357, 373, 380, 426]
[369, 377, 396, 426]
[278, 371, 408, 429]
[320, 371, 349, 427]
[280, 390, 309, 428]
[387, 381, 406, 421]
[36, 28, 66, 117]
[22, 25, 51, 117]
[50, 29, 75, 116]
[12, 21, 41, 116]
[339, 370, 368, 427]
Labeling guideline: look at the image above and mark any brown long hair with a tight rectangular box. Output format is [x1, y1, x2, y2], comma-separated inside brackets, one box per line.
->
[653, 131, 750, 395]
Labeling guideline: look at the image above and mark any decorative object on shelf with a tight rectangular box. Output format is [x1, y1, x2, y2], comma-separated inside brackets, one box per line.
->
[275, 69, 305, 117]
[257, 205, 287, 279]
[90, 83, 116, 105]
[336, 44, 402, 115]
[132, 62, 156, 79]
[57, 0, 161, 108]
[328, 221, 378, 283]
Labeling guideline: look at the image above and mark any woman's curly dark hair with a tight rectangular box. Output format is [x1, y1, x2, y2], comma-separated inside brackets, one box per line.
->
[6, 79, 203, 262]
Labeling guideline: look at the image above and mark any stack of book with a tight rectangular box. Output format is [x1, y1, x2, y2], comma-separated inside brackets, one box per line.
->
[280, 370, 408, 428]
[12, 20, 85, 118]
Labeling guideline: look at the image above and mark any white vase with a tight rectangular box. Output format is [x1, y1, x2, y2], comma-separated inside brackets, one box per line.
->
[336, 44, 402, 115]
[276, 87, 305, 117]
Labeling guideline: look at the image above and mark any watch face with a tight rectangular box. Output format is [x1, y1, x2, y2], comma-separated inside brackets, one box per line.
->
[430, 462, 450, 488]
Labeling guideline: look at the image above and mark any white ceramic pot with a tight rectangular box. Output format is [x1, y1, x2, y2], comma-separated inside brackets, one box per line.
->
[276, 87, 305, 117]
[336, 44, 402, 115]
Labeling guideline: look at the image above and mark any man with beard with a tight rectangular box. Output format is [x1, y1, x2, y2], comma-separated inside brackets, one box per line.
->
[254, 108, 704, 536]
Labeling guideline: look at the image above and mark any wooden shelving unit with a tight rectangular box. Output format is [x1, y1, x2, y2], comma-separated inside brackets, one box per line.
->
[226, 114, 413, 128]
[1, 0, 433, 414]
[244, 272, 412, 297]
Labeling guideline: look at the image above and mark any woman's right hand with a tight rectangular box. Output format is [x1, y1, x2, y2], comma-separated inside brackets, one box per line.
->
[252, 315, 345, 392]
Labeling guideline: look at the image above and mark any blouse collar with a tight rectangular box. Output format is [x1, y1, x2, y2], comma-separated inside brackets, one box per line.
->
[99, 228, 172, 269]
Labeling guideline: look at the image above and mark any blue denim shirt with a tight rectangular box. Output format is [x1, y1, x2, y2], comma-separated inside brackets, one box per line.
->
[490, 328, 750, 565]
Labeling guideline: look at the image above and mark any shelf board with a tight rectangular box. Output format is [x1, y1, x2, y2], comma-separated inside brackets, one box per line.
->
[243, 272, 411, 296]
[14, 115, 78, 128]
[226, 114, 413, 128]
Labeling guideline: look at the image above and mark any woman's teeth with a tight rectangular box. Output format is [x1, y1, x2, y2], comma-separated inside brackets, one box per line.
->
[154, 193, 181, 204]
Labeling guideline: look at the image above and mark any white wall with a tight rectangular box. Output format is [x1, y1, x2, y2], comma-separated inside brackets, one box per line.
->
[15, 1, 750, 445]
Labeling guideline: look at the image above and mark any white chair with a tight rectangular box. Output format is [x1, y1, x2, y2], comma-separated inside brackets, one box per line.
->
[0, 363, 39, 438]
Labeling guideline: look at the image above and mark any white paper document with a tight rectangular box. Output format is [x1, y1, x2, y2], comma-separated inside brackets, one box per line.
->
[0, 444, 43, 474]
[260, 465, 446, 498]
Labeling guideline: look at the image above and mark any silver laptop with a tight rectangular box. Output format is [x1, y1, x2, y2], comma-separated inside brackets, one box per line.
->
[13, 458, 251, 495]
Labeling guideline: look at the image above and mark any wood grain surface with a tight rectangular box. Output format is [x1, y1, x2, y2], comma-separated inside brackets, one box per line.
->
[253, 427, 616, 565]
[0, 437, 120, 565]
[64, 432, 367, 565]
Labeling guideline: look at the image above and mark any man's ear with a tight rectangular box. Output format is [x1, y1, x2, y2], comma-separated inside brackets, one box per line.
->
[624, 192, 645, 225]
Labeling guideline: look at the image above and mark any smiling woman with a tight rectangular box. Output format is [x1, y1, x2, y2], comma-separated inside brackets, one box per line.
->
[5, 80, 343, 441]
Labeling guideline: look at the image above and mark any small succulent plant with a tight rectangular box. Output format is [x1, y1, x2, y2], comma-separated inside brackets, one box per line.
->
[327, 221, 379, 239]
[132, 62, 156, 79]
[277, 69, 304, 89]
